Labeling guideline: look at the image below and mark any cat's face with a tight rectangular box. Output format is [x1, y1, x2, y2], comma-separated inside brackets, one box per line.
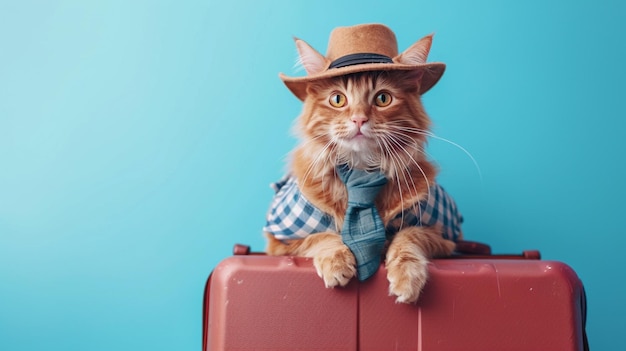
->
[296, 70, 431, 173]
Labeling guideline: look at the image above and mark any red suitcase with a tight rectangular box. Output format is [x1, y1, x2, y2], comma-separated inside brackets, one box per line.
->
[202, 242, 588, 351]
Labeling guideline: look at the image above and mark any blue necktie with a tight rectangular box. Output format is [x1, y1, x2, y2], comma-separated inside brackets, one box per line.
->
[337, 164, 388, 281]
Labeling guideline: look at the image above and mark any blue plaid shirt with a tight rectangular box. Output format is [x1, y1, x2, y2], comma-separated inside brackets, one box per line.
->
[264, 175, 463, 241]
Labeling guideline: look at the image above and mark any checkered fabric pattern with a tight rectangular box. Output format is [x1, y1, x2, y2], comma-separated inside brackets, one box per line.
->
[263, 175, 463, 241]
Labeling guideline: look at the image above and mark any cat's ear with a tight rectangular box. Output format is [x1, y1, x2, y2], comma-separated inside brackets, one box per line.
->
[396, 34, 434, 65]
[294, 38, 329, 75]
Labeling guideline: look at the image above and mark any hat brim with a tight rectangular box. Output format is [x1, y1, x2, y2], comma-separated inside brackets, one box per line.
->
[280, 62, 445, 101]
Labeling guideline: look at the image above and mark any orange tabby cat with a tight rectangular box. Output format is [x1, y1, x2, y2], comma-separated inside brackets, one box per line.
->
[265, 24, 461, 303]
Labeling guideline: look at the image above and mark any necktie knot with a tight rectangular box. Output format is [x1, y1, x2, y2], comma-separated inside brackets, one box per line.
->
[336, 164, 388, 206]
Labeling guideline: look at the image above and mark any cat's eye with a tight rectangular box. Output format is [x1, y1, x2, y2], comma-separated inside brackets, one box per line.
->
[375, 92, 392, 107]
[329, 93, 347, 108]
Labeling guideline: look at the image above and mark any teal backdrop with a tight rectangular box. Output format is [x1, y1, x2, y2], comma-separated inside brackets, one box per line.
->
[1, 0, 624, 350]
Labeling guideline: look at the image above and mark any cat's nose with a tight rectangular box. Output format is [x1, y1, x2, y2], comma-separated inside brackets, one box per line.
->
[351, 115, 369, 129]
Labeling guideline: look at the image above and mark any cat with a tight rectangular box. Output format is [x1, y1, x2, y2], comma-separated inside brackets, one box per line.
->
[264, 25, 462, 303]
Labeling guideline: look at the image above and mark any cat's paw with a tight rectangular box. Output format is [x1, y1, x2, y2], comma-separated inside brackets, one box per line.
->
[386, 252, 429, 304]
[313, 245, 357, 288]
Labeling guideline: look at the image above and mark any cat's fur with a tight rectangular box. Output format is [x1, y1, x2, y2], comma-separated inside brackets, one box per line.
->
[265, 34, 457, 303]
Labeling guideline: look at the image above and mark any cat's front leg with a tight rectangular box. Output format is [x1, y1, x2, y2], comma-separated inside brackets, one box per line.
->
[385, 227, 456, 303]
[310, 233, 357, 287]
[265, 232, 356, 287]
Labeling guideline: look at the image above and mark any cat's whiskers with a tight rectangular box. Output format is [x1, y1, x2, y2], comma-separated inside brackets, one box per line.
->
[390, 133, 430, 222]
[299, 134, 335, 186]
[376, 136, 408, 229]
[384, 130, 432, 164]
[379, 136, 412, 192]
[378, 128, 422, 189]
[380, 130, 431, 223]
[385, 122, 482, 180]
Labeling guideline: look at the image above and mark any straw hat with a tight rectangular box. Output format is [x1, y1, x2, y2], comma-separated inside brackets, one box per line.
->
[279, 23, 446, 101]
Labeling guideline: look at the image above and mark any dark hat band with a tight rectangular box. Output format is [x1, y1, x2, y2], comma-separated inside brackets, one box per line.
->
[329, 53, 393, 69]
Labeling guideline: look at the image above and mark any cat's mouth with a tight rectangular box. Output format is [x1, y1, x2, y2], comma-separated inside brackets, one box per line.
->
[339, 129, 375, 151]
[348, 130, 371, 144]
[332, 124, 378, 155]
[352, 124, 371, 138]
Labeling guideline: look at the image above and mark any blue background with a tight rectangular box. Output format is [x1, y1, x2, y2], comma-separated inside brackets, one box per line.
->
[1, 0, 624, 350]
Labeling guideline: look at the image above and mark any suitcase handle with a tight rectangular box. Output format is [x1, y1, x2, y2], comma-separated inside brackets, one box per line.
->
[453, 240, 541, 259]
[233, 243, 251, 255]
[454, 240, 492, 255]
[233, 241, 541, 259]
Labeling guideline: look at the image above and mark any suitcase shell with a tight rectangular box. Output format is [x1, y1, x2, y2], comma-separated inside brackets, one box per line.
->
[203, 246, 587, 351]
